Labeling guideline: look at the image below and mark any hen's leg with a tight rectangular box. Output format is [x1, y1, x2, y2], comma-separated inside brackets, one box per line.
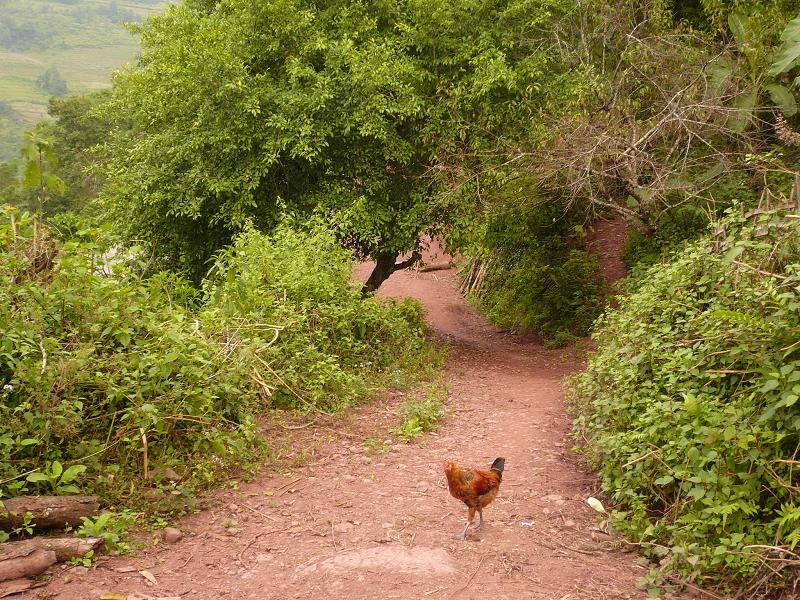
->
[460, 507, 476, 539]
[475, 509, 484, 531]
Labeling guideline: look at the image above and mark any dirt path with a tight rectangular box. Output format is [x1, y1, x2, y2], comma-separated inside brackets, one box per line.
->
[40, 247, 658, 600]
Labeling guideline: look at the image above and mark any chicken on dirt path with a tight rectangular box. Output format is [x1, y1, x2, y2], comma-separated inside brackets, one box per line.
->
[40, 232, 689, 600]
[444, 457, 505, 539]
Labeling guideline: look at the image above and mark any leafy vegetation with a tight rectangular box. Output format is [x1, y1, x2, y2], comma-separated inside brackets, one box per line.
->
[393, 385, 447, 443]
[0, 209, 433, 512]
[74, 510, 137, 555]
[36, 67, 68, 98]
[555, 1, 800, 594]
[467, 201, 605, 345]
[2, 0, 800, 593]
[95, 0, 583, 285]
[571, 206, 800, 594]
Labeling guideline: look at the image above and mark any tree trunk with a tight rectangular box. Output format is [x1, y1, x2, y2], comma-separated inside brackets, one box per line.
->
[363, 253, 398, 295]
[0, 496, 99, 531]
[0, 549, 56, 583]
[0, 536, 104, 563]
[362, 250, 421, 295]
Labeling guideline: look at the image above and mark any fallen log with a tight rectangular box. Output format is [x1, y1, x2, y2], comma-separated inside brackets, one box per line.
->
[418, 261, 454, 273]
[0, 549, 56, 583]
[0, 536, 104, 562]
[0, 577, 47, 598]
[0, 496, 99, 530]
[0, 578, 37, 598]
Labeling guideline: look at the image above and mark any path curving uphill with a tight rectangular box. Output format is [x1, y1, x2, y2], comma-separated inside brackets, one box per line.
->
[42, 236, 675, 600]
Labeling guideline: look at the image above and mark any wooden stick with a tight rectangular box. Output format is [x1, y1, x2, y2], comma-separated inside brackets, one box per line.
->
[140, 427, 149, 480]
[732, 261, 788, 281]
[419, 262, 454, 273]
[330, 520, 338, 551]
[450, 555, 487, 597]
[275, 478, 302, 493]
[242, 503, 278, 522]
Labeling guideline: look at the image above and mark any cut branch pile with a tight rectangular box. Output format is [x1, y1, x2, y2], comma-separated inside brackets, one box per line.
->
[0, 495, 103, 585]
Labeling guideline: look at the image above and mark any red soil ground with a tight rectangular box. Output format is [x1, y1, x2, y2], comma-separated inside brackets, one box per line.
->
[36, 226, 692, 600]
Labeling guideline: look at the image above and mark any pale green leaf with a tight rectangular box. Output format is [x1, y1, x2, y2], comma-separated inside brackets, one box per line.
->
[729, 88, 757, 133]
[722, 244, 744, 264]
[770, 15, 800, 76]
[23, 160, 40, 189]
[61, 465, 87, 484]
[41, 143, 58, 168]
[586, 496, 606, 514]
[707, 56, 734, 99]
[765, 83, 798, 117]
[43, 173, 66, 196]
[114, 331, 131, 347]
[779, 14, 800, 43]
[760, 379, 780, 393]
[728, 14, 748, 49]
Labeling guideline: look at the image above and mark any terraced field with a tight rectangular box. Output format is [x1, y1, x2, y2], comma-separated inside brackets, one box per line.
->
[0, 0, 165, 160]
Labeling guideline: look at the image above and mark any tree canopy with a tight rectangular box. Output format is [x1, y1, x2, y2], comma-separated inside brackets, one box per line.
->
[98, 0, 579, 285]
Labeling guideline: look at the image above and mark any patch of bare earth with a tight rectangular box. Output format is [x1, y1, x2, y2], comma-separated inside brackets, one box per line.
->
[586, 216, 630, 290]
[38, 242, 686, 600]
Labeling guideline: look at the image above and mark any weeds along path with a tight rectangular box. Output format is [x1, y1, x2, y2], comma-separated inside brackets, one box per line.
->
[43, 239, 666, 600]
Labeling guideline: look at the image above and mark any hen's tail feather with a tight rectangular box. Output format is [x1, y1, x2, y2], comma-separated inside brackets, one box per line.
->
[491, 457, 505, 474]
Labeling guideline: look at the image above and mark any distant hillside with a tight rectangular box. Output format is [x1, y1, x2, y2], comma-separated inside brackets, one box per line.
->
[0, 0, 166, 160]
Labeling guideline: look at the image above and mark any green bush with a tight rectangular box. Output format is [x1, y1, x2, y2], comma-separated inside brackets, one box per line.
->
[471, 202, 605, 344]
[393, 384, 447, 443]
[622, 173, 766, 292]
[0, 209, 433, 509]
[201, 223, 434, 411]
[622, 205, 710, 273]
[569, 206, 800, 592]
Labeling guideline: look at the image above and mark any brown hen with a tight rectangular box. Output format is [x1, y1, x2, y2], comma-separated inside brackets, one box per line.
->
[443, 457, 505, 539]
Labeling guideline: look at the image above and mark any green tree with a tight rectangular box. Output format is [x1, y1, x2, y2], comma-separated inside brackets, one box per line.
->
[98, 0, 577, 287]
[19, 131, 66, 214]
[38, 91, 116, 214]
[36, 67, 69, 98]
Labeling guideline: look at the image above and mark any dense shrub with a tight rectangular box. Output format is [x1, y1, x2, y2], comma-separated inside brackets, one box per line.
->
[622, 174, 762, 292]
[0, 210, 432, 509]
[201, 224, 433, 410]
[570, 206, 800, 592]
[470, 202, 605, 345]
[622, 205, 710, 274]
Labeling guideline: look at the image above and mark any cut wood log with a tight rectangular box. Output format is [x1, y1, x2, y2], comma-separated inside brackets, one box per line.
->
[0, 495, 99, 530]
[0, 536, 104, 562]
[0, 549, 56, 582]
[418, 261, 454, 273]
[0, 578, 36, 598]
